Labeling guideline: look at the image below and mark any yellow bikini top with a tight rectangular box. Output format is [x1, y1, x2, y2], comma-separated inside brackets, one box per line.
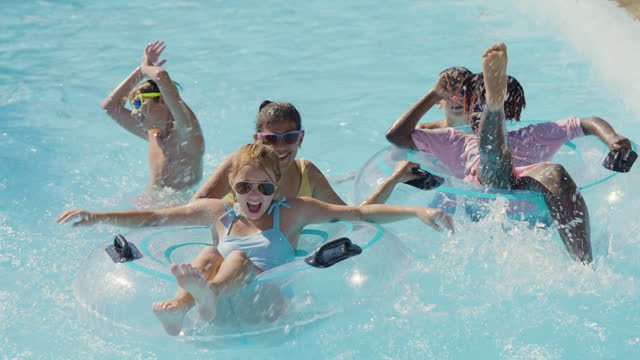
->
[225, 159, 312, 201]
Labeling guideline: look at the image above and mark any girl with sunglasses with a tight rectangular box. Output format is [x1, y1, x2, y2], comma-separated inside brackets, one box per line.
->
[57, 142, 454, 335]
[101, 40, 204, 191]
[192, 100, 421, 205]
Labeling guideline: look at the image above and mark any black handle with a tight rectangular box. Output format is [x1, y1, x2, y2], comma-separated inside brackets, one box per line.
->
[114, 234, 134, 259]
[105, 234, 142, 263]
[603, 150, 637, 173]
[305, 237, 362, 268]
[405, 167, 445, 190]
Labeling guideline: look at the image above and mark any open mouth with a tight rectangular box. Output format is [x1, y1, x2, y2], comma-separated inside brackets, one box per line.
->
[277, 152, 290, 161]
[246, 201, 262, 214]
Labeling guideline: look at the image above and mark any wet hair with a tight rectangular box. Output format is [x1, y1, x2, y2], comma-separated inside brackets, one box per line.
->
[229, 143, 282, 185]
[461, 73, 526, 128]
[439, 66, 473, 80]
[127, 80, 162, 101]
[255, 100, 302, 132]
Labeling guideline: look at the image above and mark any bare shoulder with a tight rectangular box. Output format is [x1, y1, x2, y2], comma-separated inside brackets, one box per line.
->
[303, 160, 325, 178]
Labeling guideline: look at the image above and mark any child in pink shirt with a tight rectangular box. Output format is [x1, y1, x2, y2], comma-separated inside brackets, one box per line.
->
[387, 43, 634, 264]
[410, 116, 585, 186]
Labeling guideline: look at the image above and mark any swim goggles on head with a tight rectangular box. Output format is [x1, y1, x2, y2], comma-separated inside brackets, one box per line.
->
[234, 181, 277, 196]
[255, 130, 304, 145]
[130, 92, 161, 110]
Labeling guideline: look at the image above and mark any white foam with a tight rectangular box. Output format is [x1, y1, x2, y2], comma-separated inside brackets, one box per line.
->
[515, 0, 640, 118]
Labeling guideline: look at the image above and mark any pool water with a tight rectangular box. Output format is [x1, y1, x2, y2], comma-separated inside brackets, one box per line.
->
[2, 0, 640, 358]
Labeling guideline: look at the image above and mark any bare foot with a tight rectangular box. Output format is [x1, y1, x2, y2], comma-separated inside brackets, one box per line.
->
[152, 301, 187, 336]
[482, 42, 508, 110]
[171, 263, 217, 322]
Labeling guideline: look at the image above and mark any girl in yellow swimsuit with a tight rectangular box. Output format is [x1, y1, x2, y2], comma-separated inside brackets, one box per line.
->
[192, 100, 417, 205]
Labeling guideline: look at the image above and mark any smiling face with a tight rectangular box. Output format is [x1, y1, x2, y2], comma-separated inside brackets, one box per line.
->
[231, 162, 277, 220]
[228, 143, 282, 220]
[440, 97, 466, 119]
[436, 67, 474, 126]
[254, 120, 303, 172]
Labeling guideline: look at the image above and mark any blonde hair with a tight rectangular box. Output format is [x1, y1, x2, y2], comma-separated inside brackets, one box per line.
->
[228, 143, 282, 185]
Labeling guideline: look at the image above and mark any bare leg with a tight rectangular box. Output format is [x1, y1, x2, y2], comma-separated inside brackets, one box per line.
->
[174, 247, 223, 308]
[477, 43, 514, 189]
[209, 250, 261, 295]
[517, 163, 593, 263]
[211, 251, 289, 325]
[152, 247, 222, 335]
[170, 263, 218, 321]
[163, 251, 259, 324]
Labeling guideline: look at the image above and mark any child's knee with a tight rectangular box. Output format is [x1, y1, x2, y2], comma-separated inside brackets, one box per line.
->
[227, 250, 250, 263]
[199, 246, 222, 262]
[541, 164, 577, 196]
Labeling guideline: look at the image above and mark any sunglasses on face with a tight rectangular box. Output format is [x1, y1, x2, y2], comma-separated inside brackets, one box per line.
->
[131, 92, 161, 110]
[234, 181, 277, 196]
[255, 130, 303, 146]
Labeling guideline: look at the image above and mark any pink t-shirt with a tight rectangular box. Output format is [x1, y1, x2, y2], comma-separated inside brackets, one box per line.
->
[410, 117, 585, 185]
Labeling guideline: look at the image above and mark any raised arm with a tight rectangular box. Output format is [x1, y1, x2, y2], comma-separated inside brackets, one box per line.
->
[292, 197, 454, 233]
[56, 198, 220, 228]
[386, 74, 458, 149]
[580, 116, 633, 159]
[140, 41, 197, 131]
[191, 155, 234, 201]
[100, 64, 148, 140]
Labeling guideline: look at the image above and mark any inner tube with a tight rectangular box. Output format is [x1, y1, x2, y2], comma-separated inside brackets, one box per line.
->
[353, 121, 634, 222]
[74, 221, 409, 343]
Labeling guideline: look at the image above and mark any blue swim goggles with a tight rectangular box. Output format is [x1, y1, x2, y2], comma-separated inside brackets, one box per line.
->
[130, 92, 161, 110]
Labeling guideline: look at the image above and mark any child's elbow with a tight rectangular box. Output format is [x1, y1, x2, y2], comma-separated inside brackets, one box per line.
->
[101, 97, 119, 115]
[386, 130, 406, 147]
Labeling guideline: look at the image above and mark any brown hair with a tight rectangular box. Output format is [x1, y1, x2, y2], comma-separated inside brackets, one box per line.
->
[229, 143, 282, 185]
[439, 66, 473, 81]
[127, 80, 162, 102]
[461, 73, 526, 123]
[255, 100, 302, 132]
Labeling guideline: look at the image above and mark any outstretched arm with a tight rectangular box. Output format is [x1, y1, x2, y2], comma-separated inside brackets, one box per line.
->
[56, 198, 220, 228]
[580, 116, 633, 159]
[191, 156, 234, 201]
[293, 197, 454, 233]
[140, 41, 197, 131]
[386, 73, 459, 149]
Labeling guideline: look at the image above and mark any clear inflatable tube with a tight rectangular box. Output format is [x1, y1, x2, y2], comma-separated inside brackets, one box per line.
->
[74, 221, 409, 343]
[353, 121, 635, 221]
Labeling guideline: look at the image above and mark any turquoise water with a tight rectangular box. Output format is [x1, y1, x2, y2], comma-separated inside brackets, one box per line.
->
[2, 0, 640, 358]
